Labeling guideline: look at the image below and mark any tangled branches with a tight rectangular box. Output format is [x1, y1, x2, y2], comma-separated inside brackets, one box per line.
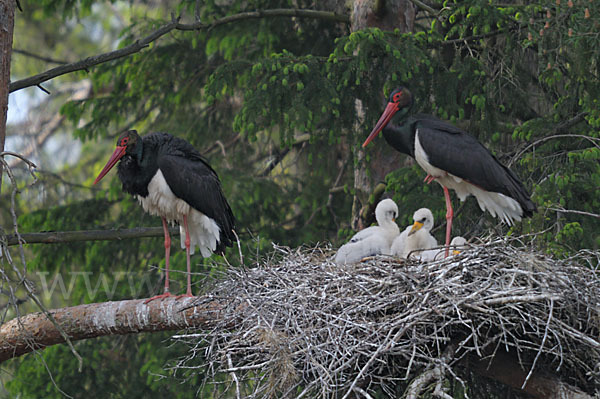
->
[175, 239, 600, 398]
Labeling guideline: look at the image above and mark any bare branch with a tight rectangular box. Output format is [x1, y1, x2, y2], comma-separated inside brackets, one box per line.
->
[0, 151, 83, 369]
[10, 9, 349, 93]
[509, 113, 592, 166]
[0, 151, 37, 169]
[548, 206, 600, 219]
[406, 343, 457, 399]
[26, 169, 99, 191]
[408, 0, 440, 16]
[175, 240, 600, 397]
[0, 296, 224, 363]
[353, 386, 375, 399]
[259, 133, 310, 177]
[6, 80, 92, 168]
[12, 48, 69, 64]
[4, 226, 180, 246]
[176, 8, 349, 31]
[9, 20, 179, 93]
[442, 29, 506, 45]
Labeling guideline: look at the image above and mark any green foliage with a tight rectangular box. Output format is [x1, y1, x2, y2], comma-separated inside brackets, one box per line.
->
[6, 334, 202, 399]
[5, 0, 600, 396]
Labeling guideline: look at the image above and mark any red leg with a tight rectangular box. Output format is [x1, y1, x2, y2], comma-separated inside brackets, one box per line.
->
[443, 186, 453, 258]
[144, 218, 173, 303]
[423, 174, 435, 184]
[176, 214, 194, 299]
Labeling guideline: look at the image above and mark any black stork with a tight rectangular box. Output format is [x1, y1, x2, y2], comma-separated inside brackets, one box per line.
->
[93, 130, 236, 302]
[362, 87, 536, 257]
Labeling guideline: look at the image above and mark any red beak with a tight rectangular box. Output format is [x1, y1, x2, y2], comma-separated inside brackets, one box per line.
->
[93, 146, 126, 185]
[362, 102, 399, 148]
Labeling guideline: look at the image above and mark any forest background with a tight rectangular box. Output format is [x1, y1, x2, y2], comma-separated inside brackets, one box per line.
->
[1, 0, 599, 397]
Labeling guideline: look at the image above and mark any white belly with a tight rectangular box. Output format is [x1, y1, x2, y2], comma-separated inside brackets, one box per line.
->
[414, 131, 523, 225]
[137, 170, 190, 221]
[137, 170, 221, 257]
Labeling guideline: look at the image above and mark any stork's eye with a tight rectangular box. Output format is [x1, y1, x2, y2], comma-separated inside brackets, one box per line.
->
[121, 137, 129, 146]
[393, 92, 402, 102]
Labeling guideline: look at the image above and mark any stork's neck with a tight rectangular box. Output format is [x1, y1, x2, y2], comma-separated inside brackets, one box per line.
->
[376, 218, 393, 229]
[375, 215, 400, 239]
[117, 138, 159, 197]
[123, 138, 150, 168]
[379, 105, 413, 155]
[133, 139, 144, 163]
[382, 123, 415, 157]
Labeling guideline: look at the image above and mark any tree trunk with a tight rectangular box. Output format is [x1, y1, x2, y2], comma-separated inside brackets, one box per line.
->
[0, 296, 224, 363]
[0, 0, 16, 194]
[350, 0, 415, 229]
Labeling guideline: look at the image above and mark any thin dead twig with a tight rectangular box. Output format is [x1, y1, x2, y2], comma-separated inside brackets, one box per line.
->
[174, 240, 600, 397]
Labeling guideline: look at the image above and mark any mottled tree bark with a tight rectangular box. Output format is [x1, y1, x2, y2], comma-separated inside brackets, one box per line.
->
[0, 296, 223, 363]
[350, 0, 415, 230]
[0, 0, 16, 193]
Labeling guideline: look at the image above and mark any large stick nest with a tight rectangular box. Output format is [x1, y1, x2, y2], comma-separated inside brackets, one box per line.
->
[177, 237, 600, 398]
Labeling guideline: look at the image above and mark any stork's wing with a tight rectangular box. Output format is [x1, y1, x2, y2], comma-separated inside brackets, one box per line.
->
[415, 117, 536, 216]
[335, 234, 389, 264]
[158, 154, 236, 252]
[348, 226, 378, 243]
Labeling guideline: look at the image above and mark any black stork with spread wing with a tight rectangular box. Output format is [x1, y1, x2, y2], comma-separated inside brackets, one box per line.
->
[94, 130, 236, 302]
[363, 87, 536, 257]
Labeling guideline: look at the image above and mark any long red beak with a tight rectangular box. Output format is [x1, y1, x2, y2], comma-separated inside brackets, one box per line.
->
[362, 102, 399, 147]
[93, 146, 126, 185]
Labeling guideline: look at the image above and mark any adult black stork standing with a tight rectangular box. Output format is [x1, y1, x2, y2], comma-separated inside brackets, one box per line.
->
[362, 87, 536, 257]
[94, 130, 236, 302]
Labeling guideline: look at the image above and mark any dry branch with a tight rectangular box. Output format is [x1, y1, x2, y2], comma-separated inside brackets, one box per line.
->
[4, 226, 180, 246]
[6, 80, 92, 169]
[12, 48, 69, 65]
[9, 9, 349, 93]
[9, 20, 179, 93]
[0, 296, 223, 363]
[176, 239, 600, 398]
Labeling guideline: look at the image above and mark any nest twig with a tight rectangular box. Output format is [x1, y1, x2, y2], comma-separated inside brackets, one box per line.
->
[175, 237, 600, 398]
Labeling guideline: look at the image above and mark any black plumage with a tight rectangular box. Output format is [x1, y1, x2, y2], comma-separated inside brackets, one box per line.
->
[116, 132, 236, 253]
[383, 115, 536, 217]
[94, 130, 236, 300]
[363, 86, 536, 257]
